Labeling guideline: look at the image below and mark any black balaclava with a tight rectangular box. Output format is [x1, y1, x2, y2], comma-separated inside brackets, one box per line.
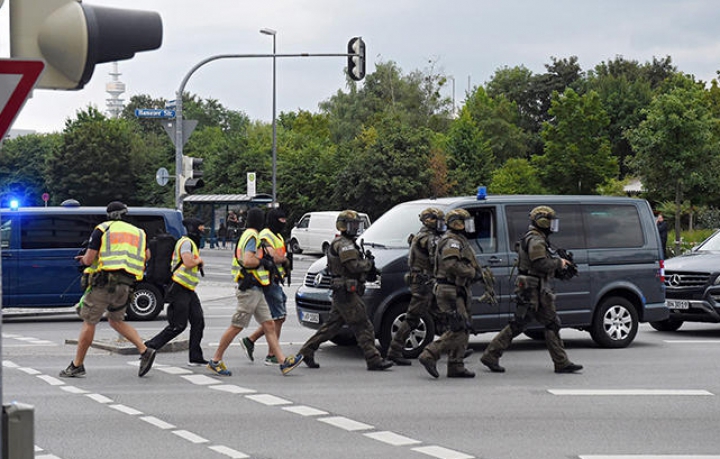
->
[246, 208, 265, 232]
[266, 208, 286, 235]
[182, 218, 204, 247]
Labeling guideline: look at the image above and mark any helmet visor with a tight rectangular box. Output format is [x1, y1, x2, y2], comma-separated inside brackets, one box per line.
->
[549, 218, 559, 233]
[463, 217, 476, 234]
[346, 220, 364, 236]
[437, 219, 447, 232]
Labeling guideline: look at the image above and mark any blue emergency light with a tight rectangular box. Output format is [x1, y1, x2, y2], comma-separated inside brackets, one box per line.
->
[477, 186, 487, 200]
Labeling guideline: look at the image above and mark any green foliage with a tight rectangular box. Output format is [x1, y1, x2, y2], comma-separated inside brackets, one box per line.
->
[0, 133, 60, 207]
[445, 110, 494, 195]
[488, 158, 544, 194]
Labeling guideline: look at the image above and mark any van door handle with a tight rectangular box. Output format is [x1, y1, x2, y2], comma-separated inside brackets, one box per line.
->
[487, 256, 502, 264]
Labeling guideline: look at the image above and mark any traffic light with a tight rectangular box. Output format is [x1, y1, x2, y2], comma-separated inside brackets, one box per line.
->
[347, 37, 366, 81]
[180, 155, 204, 195]
[9, 0, 163, 90]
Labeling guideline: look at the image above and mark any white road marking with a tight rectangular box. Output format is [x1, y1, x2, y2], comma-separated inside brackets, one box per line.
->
[85, 393, 113, 403]
[318, 416, 373, 431]
[550, 389, 713, 396]
[61, 386, 88, 394]
[208, 445, 250, 458]
[18, 367, 41, 375]
[412, 445, 475, 459]
[158, 366, 193, 375]
[365, 431, 422, 446]
[181, 374, 223, 385]
[37, 375, 64, 386]
[2, 360, 20, 367]
[109, 404, 143, 415]
[664, 340, 720, 344]
[209, 384, 256, 394]
[172, 430, 208, 443]
[580, 456, 720, 458]
[140, 416, 176, 430]
[282, 405, 329, 416]
[36, 455, 62, 459]
[245, 393, 292, 406]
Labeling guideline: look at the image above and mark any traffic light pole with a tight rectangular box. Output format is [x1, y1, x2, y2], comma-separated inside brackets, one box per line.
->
[174, 49, 361, 211]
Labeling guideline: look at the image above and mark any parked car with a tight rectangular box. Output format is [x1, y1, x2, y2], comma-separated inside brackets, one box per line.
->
[0, 204, 185, 320]
[654, 229, 720, 331]
[289, 211, 371, 255]
[296, 193, 668, 357]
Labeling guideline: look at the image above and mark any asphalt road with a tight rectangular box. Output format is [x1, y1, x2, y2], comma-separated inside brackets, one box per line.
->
[4, 248, 720, 459]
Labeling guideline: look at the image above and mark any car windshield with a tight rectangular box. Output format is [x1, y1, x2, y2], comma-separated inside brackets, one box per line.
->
[359, 202, 430, 248]
[696, 230, 720, 251]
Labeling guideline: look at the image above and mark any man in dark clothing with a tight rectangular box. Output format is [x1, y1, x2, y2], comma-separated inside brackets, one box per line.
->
[145, 218, 207, 366]
[656, 212, 668, 259]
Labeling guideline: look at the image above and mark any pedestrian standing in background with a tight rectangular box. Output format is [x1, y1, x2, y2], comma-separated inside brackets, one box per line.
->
[656, 211, 668, 259]
[60, 201, 156, 378]
[145, 218, 207, 366]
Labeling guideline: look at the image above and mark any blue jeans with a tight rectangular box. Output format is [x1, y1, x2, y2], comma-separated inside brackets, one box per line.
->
[263, 282, 287, 320]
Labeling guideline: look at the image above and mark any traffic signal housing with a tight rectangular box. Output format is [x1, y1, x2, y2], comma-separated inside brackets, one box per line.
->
[9, 0, 163, 90]
[347, 37, 366, 81]
[180, 155, 204, 195]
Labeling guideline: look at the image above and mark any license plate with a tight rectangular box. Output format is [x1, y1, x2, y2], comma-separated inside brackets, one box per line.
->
[666, 299, 690, 310]
[301, 311, 320, 323]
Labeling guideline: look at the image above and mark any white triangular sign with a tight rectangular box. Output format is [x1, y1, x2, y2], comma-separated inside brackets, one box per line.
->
[0, 59, 45, 140]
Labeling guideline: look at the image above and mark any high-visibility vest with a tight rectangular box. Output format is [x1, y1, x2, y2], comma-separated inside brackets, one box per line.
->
[259, 228, 286, 278]
[231, 229, 270, 285]
[85, 221, 146, 280]
[171, 236, 200, 290]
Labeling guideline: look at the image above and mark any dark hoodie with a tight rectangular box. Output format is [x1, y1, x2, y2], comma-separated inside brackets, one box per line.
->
[245, 208, 265, 232]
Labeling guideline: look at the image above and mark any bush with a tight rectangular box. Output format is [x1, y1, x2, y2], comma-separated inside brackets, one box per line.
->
[666, 228, 716, 258]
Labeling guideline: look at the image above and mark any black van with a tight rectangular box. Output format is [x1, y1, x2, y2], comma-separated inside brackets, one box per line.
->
[295, 194, 668, 356]
[1, 205, 185, 320]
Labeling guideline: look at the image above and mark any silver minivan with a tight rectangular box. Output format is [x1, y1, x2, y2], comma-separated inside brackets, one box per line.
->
[295, 194, 669, 357]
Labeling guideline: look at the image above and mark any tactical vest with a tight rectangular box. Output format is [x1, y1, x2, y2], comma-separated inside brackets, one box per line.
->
[434, 231, 475, 285]
[517, 228, 550, 279]
[407, 227, 436, 275]
[171, 236, 200, 291]
[85, 221, 146, 280]
[327, 236, 362, 280]
[231, 229, 271, 285]
[259, 228, 286, 278]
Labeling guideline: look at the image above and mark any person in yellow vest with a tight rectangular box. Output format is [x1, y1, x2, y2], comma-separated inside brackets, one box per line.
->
[208, 207, 303, 376]
[145, 218, 208, 366]
[60, 201, 156, 378]
[239, 208, 291, 365]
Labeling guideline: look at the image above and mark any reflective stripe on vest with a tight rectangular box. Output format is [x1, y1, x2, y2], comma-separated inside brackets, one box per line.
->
[86, 221, 146, 280]
[259, 228, 286, 278]
[231, 229, 270, 285]
[172, 236, 200, 290]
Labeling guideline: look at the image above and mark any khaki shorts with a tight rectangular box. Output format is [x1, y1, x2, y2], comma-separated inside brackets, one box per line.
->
[231, 285, 273, 329]
[76, 284, 130, 324]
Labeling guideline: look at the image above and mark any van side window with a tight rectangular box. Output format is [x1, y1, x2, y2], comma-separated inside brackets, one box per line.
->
[584, 204, 643, 248]
[297, 216, 310, 229]
[1, 219, 12, 249]
[466, 207, 497, 253]
[20, 215, 101, 249]
[506, 204, 585, 249]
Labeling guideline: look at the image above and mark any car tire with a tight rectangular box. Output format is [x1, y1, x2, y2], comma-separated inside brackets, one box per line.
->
[380, 302, 435, 359]
[126, 282, 164, 321]
[590, 296, 638, 348]
[649, 319, 684, 332]
[289, 238, 302, 254]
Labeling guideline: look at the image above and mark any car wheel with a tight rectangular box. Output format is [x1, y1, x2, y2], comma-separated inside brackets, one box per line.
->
[524, 329, 545, 340]
[380, 302, 435, 359]
[590, 296, 638, 348]
[649, 319, 684, 332]
[289, 238, 302, 254]
[126, 282, 164, 321]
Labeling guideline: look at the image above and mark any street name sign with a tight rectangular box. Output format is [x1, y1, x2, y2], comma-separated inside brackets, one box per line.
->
[134, 108, 176, 118]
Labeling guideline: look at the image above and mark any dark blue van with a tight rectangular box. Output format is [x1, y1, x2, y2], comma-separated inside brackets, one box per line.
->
[1, 205, 185, 320]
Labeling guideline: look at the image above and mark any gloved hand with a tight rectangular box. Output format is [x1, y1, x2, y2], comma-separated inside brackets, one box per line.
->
[260, 257, 275, 270]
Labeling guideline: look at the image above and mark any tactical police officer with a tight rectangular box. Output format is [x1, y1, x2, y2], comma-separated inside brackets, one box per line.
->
[299, 210, 393, 371]
[419, 208, 479, 378]
[480, 206, 583, 374]
[386, 207, 445, 366]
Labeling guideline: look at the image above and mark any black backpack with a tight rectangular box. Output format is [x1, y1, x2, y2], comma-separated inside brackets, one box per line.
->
[145, 232, 178, 285]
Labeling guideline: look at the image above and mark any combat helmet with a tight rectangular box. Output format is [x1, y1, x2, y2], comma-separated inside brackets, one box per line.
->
[529, 206, 558, 231]
[337, 210, 363, 237]
[419, 207, 444, 230]
[445, 208, 472, 231]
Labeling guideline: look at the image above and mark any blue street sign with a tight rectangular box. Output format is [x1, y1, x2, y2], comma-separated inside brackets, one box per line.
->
[135, 108, 176, 118]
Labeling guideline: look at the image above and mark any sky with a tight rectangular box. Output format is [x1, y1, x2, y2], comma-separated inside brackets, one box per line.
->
[3, 0, 720, 134]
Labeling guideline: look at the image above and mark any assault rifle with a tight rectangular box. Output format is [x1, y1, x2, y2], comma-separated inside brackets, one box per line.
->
[548, 245, 578, 280]
[360, 240, 380, 282]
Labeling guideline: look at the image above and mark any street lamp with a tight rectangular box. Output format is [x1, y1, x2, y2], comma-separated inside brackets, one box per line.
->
[260, 28, 277, 205]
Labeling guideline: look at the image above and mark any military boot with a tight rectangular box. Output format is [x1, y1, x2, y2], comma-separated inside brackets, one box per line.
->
[447, 367, 475, 378]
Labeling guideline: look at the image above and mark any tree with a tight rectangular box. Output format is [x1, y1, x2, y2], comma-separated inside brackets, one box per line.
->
[0, 133, 60, 207]
[46, 107, 142, 205]
[626, 74, 718, 248]
[444, 109, 494, 195]
[535, 88, 617, 194]
[488, 158, 544, 194]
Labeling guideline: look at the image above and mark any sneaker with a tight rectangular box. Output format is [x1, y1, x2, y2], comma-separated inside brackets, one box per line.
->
[208, 360, 232, 376]
[188, 359, 209, 367]
[59, 361, 86, 378]
[264, 355, 279, 366]
[139, 348, 156, 377]
[240, 337, 255, 362]
[279, 354, 304, 375]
